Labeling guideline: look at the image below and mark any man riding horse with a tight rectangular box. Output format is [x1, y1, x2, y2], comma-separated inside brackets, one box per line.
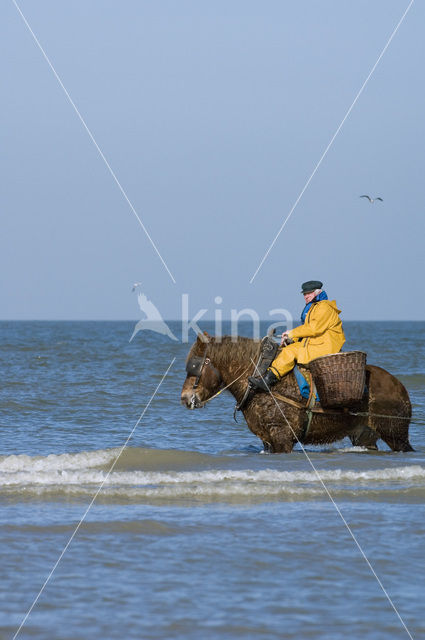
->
[249, 280, 345, 392]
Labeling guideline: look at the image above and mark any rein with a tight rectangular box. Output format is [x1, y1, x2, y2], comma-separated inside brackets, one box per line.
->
[202, 365, 252, 405]
[186, 340, 261, 409]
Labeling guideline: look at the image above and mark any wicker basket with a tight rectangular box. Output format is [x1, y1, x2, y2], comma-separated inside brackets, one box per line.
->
[308, 351, 367, 408]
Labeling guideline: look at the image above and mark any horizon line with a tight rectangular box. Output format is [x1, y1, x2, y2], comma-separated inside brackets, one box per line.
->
[0, 318, 423, 323]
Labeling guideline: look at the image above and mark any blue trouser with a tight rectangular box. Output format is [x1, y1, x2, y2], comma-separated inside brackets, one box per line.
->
[293, 366, 319, 401]
[293, 366, 310, 399]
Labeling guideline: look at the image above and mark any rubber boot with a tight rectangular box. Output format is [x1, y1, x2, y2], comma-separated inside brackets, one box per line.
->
[248, 368, 279, 392]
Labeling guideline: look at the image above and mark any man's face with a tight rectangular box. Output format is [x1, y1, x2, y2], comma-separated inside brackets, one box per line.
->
[303, 291, 317, 304]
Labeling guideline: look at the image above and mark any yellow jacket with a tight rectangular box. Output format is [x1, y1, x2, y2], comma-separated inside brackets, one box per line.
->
[287, 300, 345, 364]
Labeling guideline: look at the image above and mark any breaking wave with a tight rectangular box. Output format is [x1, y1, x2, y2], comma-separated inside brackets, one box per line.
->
[0, 447, 424, 503]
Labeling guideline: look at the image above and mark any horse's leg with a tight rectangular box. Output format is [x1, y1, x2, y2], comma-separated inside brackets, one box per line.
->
[268, 437, 294, 454]
[366, 365, 414, 452]
[264, 423, 295, 453]
[246, 400, 297, 453]
[376, 418, 415, 452]
[262, 440, 272, 453]
[268, 403, 304, 453]
[349, 424, 379, 450]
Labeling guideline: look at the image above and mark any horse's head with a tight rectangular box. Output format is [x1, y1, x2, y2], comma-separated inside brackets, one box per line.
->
[181, 333, 223, 409]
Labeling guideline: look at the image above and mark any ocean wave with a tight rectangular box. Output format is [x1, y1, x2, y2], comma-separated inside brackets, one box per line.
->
[1, 465, 424, 487]
[3, 483, 323, 500]
[0, 447, 219, 473]
[0, 448, 118, 472]
[173, 466, 425, 484]
[0, 447, 424, 501]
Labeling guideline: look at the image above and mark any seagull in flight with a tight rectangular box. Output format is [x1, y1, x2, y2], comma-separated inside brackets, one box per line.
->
[360, 195, 383, 203]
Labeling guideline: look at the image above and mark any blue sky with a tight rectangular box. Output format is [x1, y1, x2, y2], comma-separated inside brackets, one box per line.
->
[1, 1, 423, 321]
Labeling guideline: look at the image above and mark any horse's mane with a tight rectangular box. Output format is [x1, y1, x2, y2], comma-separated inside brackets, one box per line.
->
[209, 336, 260, 367]
[188, 335, 260, 367]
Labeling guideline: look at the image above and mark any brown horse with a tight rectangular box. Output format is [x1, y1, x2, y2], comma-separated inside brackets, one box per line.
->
[181, 334, 414, 453]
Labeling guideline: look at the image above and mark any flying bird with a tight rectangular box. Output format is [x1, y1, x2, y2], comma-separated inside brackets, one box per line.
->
[360, 195, 383, 203]
[130, 290, 178, 342]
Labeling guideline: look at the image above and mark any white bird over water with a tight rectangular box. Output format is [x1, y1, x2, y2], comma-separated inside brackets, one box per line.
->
[130, 286, 178, 342]
[360, 195, 383, 203]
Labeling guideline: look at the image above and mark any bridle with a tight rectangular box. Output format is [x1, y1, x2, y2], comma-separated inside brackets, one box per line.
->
[186, 347, 210, 390]
[185, 345, 222, 406]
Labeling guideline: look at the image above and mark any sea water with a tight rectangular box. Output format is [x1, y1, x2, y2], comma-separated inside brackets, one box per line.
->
[0, 321, 424, 640]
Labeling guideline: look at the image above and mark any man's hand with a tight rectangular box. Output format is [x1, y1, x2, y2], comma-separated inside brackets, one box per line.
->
[281, 332, 293, 346]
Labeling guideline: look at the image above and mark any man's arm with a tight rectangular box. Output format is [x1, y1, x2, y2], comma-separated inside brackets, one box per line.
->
[288, 304, 335, 340]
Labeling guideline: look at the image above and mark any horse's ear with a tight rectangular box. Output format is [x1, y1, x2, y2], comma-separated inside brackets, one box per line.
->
[197, 332, 210, 344]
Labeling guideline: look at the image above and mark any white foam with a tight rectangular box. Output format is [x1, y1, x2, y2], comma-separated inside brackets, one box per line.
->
[0, 446, 424, 498]
[0, 448, 119, 473]
[7, 481, 322, 499]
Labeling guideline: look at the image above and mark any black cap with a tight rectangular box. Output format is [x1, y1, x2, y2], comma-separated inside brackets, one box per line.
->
[301, 280, 323, 294]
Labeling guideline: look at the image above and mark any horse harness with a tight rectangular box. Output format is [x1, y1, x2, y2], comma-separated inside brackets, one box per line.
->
[186, 338, 410, 427]
[187, 336, 317, 437]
